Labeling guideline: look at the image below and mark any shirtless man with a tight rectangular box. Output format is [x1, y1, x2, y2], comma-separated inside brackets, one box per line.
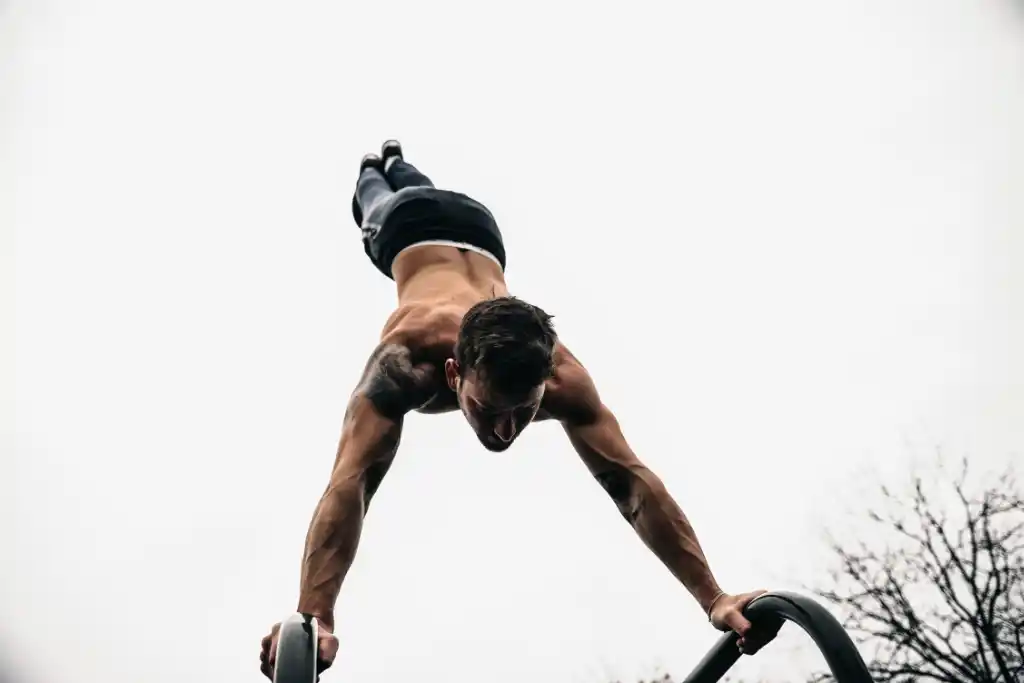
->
[259, 141, 774, 679]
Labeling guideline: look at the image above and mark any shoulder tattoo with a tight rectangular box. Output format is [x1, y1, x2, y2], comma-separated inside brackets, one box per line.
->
[355, 343, 437, 420]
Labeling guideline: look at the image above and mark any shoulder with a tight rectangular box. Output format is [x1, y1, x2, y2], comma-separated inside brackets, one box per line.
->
[380, 303, 461, 354]
[352, 341, 432, 418]
[355, 305, 462, 418]
[539, 343, 603, 426]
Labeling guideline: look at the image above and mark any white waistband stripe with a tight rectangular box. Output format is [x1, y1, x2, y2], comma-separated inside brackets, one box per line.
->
[396, 240, 503, 269]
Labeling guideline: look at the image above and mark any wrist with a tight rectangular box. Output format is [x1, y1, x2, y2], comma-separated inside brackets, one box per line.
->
[297, 599, 335, 632]
[705, 590, 727, 620]
[695, 582, 725, 614]
[313, 615, 334, 633]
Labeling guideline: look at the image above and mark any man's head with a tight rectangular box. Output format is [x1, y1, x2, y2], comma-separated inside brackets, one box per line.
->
[444, 296, 557, 451]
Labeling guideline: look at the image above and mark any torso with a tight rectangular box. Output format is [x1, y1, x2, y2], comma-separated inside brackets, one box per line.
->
[377, 244, 583, 421]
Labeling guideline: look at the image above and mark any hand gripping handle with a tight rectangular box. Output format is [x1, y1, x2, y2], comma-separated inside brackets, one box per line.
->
[273, 613, 322, 683]
[680, 591, 874, 683]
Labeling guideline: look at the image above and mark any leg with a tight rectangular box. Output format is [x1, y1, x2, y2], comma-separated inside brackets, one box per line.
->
[351, 155, 393, 227]
[381, 140, 435, 191]
[386, 158, 434, 190]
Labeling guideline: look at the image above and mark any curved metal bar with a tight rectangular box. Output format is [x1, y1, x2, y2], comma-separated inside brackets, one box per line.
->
[274, 612, 320, 683]
[680, 591, 873, 683]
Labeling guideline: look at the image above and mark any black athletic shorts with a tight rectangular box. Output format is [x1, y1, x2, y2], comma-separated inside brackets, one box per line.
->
[360, 187, 507, 280]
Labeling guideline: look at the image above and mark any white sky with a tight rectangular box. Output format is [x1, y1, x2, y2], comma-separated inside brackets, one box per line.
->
[4, 1, 1023, 682]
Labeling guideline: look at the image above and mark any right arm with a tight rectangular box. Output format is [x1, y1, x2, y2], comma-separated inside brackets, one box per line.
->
[295, 341, 435, 631]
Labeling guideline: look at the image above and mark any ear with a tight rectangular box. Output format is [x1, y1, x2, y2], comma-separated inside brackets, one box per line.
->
[444, 358, 460, 391]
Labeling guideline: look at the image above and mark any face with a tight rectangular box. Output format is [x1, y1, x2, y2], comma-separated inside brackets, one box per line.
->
[445, 359, 545, 452]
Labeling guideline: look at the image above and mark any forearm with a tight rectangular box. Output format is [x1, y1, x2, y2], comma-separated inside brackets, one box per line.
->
[295, 394, 403, 630]
[293, 341, 424, 629]
[564, 406, 725, 613]
[296, 473, 366, 631]
[625, 466, 723, 613]
[554, 362, 726, 615]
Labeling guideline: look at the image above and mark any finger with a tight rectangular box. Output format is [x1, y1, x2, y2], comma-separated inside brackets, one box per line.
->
[317, 635, 339, 673]
[723, 609, 753, 637]
[739, 631, 767, 655]
[320, 635, 340, 663]
[739, 618, 780, 655]
[726, 590, 769, 636]
[729, 590, 766, 614]
[264, 625, 281, 666]
[316, 653, 333, 675]
[737, 634, 759, 655]
[737, 631, 766, 654]
[750, 619, 783, 652]
[260, 638, 270, 669]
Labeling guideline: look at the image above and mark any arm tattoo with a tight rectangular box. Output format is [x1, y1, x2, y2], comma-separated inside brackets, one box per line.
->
[595, 468, 642, 525]
[353, 343, 436, 420]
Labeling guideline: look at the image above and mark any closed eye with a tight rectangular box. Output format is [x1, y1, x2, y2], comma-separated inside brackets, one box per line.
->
[514, 406, 535, 420]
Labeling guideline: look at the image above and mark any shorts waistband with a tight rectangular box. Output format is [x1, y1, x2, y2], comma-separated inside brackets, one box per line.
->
[395, 239, 503, 269]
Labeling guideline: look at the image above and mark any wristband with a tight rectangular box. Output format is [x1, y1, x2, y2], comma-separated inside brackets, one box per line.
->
[706, 590, 727, 621]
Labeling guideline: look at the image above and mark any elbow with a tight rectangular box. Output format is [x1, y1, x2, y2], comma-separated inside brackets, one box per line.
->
[324, 457, 391, 514]
[631, 464, 670, 520]
[599, 463, 663, 526]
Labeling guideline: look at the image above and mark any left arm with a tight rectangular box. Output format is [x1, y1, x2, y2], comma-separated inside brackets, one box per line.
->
[551, 361, 724, 615]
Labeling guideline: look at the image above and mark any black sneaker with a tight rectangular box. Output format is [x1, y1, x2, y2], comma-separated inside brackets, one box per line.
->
[352, 153, 384, 226]
[361, 152, 384, 173]
[381, 140, 403, 169]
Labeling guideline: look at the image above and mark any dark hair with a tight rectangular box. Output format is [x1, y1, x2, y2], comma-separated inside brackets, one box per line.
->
[455, 296, 557, 396]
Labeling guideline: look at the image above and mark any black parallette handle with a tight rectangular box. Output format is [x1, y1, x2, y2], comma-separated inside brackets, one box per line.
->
[679, 591, 874, 683]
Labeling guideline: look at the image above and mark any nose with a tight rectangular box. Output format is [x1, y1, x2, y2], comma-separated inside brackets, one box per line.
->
[493, 415, 516, 443]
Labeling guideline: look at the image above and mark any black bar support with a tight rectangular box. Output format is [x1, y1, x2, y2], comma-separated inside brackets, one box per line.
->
[679, 591, 873, 683]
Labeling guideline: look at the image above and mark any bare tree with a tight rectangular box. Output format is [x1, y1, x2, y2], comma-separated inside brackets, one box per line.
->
[809, 456, 1023, 683]
[608, 673, 764, 683]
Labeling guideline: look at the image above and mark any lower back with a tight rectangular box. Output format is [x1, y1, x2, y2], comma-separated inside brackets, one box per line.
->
[393, 244, 509, 307]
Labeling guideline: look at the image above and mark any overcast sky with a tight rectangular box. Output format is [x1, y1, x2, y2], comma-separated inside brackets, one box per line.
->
[4, 1, 1023, 683]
